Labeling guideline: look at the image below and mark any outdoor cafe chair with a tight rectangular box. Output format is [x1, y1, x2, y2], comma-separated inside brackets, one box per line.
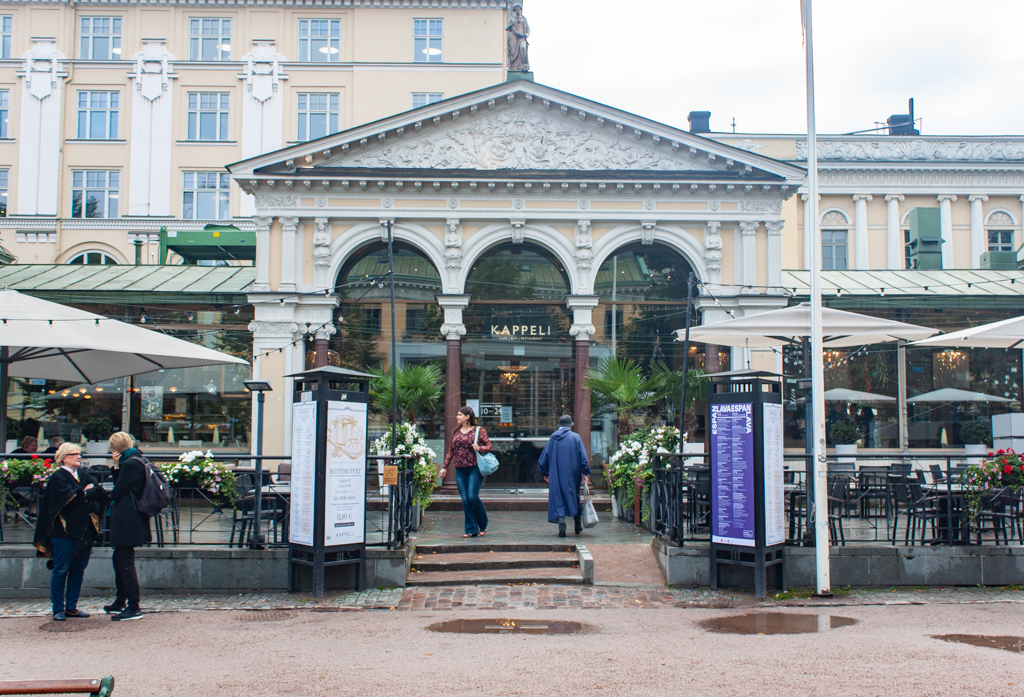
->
[929, 464, 946, 485]
[856, 465, 891, 519]
[890, 479, 942, 545]
[973, 490, 1019, 545]
[826, 476, 847, 546]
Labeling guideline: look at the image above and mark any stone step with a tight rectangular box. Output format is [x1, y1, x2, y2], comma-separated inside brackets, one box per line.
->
[411, 551, 578, 572]
[406, 566, 585, 586]
[415, 542, 576, 555]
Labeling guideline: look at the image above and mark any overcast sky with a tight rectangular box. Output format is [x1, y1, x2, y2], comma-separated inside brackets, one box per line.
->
[524, 1, 1024, 136]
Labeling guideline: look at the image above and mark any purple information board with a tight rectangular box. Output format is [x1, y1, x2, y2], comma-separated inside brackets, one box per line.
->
[710, 402, 755, 547]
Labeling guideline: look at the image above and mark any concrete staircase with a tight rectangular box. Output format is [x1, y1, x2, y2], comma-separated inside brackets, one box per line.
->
[407, 543, 593, 586]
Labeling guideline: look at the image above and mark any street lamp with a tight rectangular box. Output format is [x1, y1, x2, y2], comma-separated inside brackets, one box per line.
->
[244, 379, 272, 549]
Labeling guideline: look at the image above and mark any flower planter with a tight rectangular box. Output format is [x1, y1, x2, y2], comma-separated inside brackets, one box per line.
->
[835, 443, 858, 467]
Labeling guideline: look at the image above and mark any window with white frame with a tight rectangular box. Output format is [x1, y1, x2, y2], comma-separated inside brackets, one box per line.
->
[819, 211, 849, 271]
[80, 17, 122, 60]
[77, 91, 119, 139]
[182, 172, 230, 220]
[298, 19, 340, 62]
[15, 231, 57, 243]
[71, 171, 119, 219]
[412, 92, 443, 109]
[413, 19, 443, 62]
[190, 18, 232, 61]
[987, 212, 1015, 252]
[297, 93, 339, 141]
[0, 169, 7, 217]
[904, 228, 912, 269]
[0, 90, 8, 139]
[187, 93, 230, 141]
[1, 16, 11, 59]
[69, 251, 118, 265]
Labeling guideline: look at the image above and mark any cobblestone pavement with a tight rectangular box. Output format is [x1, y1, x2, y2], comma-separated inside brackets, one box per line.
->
[2, 585, 1022, 618]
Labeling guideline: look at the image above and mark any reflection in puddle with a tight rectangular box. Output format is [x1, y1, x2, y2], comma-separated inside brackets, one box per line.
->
[427, 619, 586, 635]
[702, 613, 858, 635]
[934, 634, 1024, 653]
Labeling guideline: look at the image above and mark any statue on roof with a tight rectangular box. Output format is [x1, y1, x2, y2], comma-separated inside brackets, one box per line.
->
[506, 4, 530, 72]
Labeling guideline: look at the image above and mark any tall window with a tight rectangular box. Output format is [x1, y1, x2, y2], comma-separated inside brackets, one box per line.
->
[1, 16, 11, 59]
[71, 171, 119, 219]
[297, 93, 339, 141]
[411, 92, 443, 109]
[298, 19, 340, 62]
[182, 172, 230, 220]
[413, 19, 443, 62]
[77, 91, 119, 139]
[822, 229, 848, 271]
[80, 17, 122, 60]
[0, 169, 7, 217]
[0, 90, 8, 139]
[987, 212, 1015, 252]
[187, 93, 230, 141]
[190, 18, 231, 61]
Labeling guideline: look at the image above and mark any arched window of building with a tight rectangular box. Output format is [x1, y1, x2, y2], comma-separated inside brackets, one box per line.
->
[68, 251, 118, 265]
[986, 211, 1015, 252]
[820, 210, 849, 271]
[465, 242, 570, 301]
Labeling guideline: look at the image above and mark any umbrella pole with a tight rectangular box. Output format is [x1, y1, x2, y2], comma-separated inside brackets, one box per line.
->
[898, 340, 909, 451]
[0, 346, 7, 451]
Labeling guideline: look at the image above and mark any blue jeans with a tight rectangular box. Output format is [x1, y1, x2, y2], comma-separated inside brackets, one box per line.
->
[50, 538, 91, 614]
[455, 465, 488, 535]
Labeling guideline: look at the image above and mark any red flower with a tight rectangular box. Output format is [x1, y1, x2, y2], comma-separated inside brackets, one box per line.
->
[30, 454, 38, 459]
[988, 452, 994, 457]
[1004, 465, 1013, 475]
[43, 459, 52, 466]
[997, 449, 1005, 455]
[1002, 458, 1008, 464]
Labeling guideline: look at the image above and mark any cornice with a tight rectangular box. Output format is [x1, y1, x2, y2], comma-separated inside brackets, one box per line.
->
[815, 168, 1024, 192]
[1, 0, 508, 7]
[0, 217, 257, 231]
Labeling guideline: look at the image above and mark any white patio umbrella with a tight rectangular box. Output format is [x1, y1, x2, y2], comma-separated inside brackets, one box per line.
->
[906, 388, 1013, 404]
[0, 289, 250, 447]
[909, 315, 1024, 349]
[822, 388, 896, 403]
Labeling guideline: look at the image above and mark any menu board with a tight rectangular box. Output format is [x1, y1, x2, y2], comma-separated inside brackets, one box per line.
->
[710, 402, 755, 547]
[289, 401, 317, 546]
[762, 403, 786, 546]
[324, 401, 367, 546]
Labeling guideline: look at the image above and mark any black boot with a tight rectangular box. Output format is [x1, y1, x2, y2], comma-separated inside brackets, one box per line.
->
[558, 521, 566, 538]
[574, 516, 583, 535]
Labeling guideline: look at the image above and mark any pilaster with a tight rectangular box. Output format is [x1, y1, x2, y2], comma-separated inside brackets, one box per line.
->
[968, 194, 988, 269]
[279, 216, 299, 292]
[937, 195, 957, 268]
[239, 41, 287, 217]
[703, 221, 722, 286]
[884, 195, 904, 270]
[852, 194, 872, 270]
[739, 221, 758, 291]
[17, 39, 67, 216]
[313, 217, 331, 289]
[127, 40, 176, 217]
[253, 216, 274, 292]
[764, 220, 784, 289]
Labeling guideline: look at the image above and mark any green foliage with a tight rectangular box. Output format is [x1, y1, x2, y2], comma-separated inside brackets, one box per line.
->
[584, 357, 667, 435]
[959, 420, 991, 446]
[465, 254, 536, 300]
[82, 416, 113, 442]
[368, 362, 444, 424]
[606, 426, 680, 524]
[961, 449, 1024, 528]
[370, 422, 438, 508]
[829, 420, 862, 445]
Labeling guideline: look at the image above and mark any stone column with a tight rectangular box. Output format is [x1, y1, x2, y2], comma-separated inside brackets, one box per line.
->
[313, 324, 335, 367]
[438, 294, 469, 491]
[969, 195, 988, 269]
[739, 221, 758, 290]
[567, 295, 600, 459]
[279, 216, 299, 292]
[801, 194, 812, 269]
[313, 217, 332, 289]
[764, 220, 784, 289]
[253, 216, 273, 292]
[937, 195, 957, 269]
[885, 195, 904, 270]
[852, 194, 872, 270]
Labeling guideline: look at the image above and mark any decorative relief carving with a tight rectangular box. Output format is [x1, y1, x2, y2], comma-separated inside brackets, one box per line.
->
[797, 139, 1024, 161]
[740, 199, 782, 213]
[739, 221, 759, 236]
[510, 220, 526, 244]
[708, 200, 720, 212]
[704, 221, 722, 286]
[241, 41, 286, 103]
[254, 194, 297, 208]
[316, 196, 327, 208]
[22, 38, 66, 101]
[640, 221, 656, 245]
[129, 40, 175, 102]
[313, 217, 331, 288]
[988, 211, 1014, 226]
[578, 199, 590, 210]
[254, 216, 274, 232]
[379, 218, 394, 242]
[819, 170, 1024, 187]
[764, 221, 785, 236]
[569, 322, 596, 339]
[734, 139, 765, 153]
[248, 320, 300, 339]
[447, 198, 459, 209]
[821, 210, 849, 225]
[703, 221, 722, 250]
[444, 218, 462, 272]
[382, 198, 394, 208]
[575, 220, 592, 271]
[513, 198, 524, 209]
[313, 324, 337, 342]
[280, 216, 299, 233]
[335, 110, 691, 171]
[441, 322, 467, 341]
[644, 199, 655, 210]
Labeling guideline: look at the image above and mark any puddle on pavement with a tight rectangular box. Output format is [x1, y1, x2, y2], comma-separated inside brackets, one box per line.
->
[39, 620, 108, 633]
[933, 634, 1024, 653]
[427, 619, 587, 635]
[701, 612, 857, 635]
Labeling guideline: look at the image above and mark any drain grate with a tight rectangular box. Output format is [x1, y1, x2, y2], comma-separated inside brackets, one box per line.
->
[40, 620, 105, 633]
[428, 619, 588, 635]
[236, 611, 298, 622]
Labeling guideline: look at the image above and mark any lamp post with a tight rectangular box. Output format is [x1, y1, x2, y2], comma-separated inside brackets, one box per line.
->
[244, 379, 272, 549]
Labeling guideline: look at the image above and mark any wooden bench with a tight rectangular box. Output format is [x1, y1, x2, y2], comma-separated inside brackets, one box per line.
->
[0, 676, 114, 696]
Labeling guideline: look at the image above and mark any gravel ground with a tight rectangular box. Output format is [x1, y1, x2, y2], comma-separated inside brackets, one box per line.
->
[2, 603, 1022, 696]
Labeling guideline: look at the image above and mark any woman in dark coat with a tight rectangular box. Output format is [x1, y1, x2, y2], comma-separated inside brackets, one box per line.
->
[105, 431, 150, 621]
[538, 415, 591, 537]
[33, 443, 106, 620]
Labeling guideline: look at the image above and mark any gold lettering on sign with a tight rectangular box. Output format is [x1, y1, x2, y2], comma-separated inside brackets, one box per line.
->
[489, 324, 551, 340]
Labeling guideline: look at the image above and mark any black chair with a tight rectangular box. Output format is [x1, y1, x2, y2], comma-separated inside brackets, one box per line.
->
[974, 490, 1018, 545]
[857, 465, 891, 519]
[929, 464, 946, 484]
[826, 476, 847, 545]
[230, 474, 288, 547]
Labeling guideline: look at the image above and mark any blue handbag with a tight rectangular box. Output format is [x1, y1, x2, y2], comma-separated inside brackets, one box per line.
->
[474, 427, 499, 476]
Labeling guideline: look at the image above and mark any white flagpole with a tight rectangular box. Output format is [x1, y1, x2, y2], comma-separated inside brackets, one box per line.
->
[803, 0, 831, 595]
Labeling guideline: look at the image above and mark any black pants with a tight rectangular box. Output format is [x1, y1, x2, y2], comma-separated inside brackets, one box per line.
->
[112, 546, 140, 610]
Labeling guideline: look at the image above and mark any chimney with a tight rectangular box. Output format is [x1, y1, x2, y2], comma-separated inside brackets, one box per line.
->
[688, 110, 711, 134]
[887, 98, 919, 136]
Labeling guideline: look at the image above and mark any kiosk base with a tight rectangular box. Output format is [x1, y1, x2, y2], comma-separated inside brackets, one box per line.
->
[710, 544, 785, 598]
[290, 545, 365, 596]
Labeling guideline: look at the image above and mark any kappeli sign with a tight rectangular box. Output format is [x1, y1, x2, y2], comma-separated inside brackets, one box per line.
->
[490, 322, 553, 341]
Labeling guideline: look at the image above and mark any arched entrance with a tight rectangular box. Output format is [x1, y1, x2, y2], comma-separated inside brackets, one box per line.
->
[461, 242, 574, 487]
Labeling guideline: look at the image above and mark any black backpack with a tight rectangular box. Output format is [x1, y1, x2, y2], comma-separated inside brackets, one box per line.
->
[135, 456, 171, 517]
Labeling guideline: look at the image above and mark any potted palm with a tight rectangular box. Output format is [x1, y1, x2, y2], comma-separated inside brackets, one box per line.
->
[960, 420, 991, 463]
[830, 420, 862, 465]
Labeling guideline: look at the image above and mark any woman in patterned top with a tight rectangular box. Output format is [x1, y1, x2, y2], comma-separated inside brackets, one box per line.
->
[439, 406, 493, 537]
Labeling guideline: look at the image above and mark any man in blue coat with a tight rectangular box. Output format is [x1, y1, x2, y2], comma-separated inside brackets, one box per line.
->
[538, 415, 591, 537]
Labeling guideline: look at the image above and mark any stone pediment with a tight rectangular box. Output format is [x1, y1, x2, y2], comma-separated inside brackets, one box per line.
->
[232, 81, 805, 183]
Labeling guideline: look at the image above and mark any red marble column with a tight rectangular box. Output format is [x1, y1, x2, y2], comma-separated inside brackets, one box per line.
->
[441, 338, 461, 492]
[314, 338, 329, 368]
[574, 337, 591, 459]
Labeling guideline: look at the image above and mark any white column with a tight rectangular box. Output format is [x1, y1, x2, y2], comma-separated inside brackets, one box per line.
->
[279, 216, 298, 292]
[937, 195, 957, 269]
[801, 194, 811, 269]
[128, 41, 176, 217]
[765, 220, 784, 288]
[253, 216, 273, 292]
[852, 194, 872, 270]
[739, 221, 758, 290]
[884, 194, 904, 270]
[16, 39, 66, 216]
[968, 195, 988, 269]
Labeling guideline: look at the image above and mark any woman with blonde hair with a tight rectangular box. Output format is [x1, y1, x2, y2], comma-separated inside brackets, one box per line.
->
[104, 431, 150, 621]
[33, 442, 107, 621]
